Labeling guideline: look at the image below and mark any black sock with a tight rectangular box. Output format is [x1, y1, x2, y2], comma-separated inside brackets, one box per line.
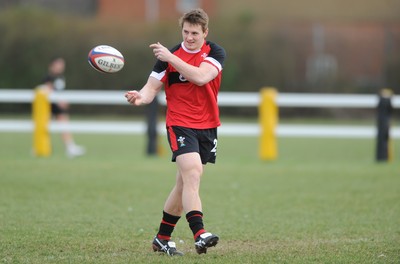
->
[157, 211, 180, 241]
[186, 210, 206, 240]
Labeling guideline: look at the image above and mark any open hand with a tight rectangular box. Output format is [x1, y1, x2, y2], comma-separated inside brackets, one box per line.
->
[125, 90, 143, 106]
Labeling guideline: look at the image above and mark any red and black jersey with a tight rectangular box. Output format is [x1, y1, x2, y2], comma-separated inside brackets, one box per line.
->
[150, 41, 226, 129]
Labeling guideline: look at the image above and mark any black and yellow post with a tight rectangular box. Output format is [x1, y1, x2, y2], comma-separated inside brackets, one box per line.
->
[146, 97, 158, 156]
[32, 85, 51, 157]
[259, 87, 278, 160]
[376, 88, 393, 162]
[146, 96, 164, 156]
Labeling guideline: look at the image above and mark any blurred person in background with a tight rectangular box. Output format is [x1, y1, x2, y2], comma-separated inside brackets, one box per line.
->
[45, 57, 85, 158]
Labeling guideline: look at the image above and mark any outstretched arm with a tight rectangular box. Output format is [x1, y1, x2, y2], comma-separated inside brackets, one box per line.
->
[125, 76, 163, 106]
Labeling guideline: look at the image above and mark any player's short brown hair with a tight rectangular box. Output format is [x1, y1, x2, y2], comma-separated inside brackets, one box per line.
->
[179, 8, 209, 33]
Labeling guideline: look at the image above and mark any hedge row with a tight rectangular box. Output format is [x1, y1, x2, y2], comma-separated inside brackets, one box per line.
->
[1, 7, 399, 94]
[0, 7, 300, 93]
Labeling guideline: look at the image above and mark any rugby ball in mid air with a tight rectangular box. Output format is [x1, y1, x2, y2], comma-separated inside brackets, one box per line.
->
[88, 45, 124, 73]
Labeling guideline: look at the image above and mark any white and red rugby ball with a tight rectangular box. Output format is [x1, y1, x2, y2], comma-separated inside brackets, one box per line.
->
[88, 45, 124, 73]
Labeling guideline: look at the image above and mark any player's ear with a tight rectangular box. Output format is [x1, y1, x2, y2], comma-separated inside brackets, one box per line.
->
[203, 28, 209, 38]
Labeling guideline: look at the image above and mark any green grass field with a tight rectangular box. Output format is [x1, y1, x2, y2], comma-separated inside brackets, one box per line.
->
[1, 132, 399, 263]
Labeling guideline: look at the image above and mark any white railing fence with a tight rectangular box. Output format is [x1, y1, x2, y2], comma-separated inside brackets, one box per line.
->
[0, 89, 399, 138]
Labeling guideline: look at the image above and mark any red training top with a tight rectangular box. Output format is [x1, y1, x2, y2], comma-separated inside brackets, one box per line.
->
[150, 41, 226, 129]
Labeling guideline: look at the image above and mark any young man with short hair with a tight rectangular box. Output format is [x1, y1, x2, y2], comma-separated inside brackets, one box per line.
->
[125, 8, 226, 256]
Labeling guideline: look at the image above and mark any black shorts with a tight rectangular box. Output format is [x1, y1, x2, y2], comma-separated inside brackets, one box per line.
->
[166, 126, 218, 164]
[51, 103, 68, 115]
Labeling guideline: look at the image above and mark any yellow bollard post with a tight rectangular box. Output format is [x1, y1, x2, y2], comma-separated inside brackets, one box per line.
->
[259, 87, 278, 160]
[32, 85, 51, 157]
